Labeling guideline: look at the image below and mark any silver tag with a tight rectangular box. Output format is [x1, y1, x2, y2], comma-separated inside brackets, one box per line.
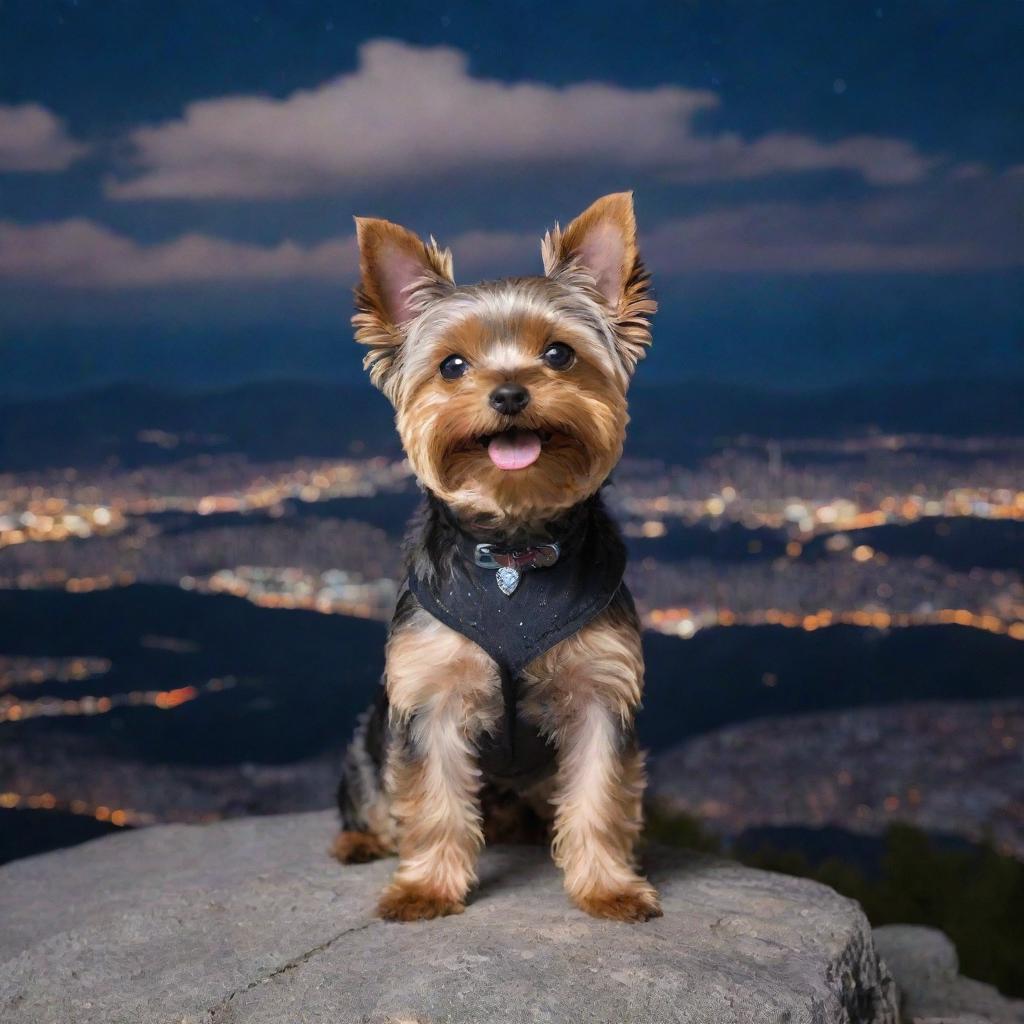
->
[495, 566, 521, 596]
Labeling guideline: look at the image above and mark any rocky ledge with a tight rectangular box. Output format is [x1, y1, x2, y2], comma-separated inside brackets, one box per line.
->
[1, 809, 902, 1023]
[875, 925, 1024, 1024]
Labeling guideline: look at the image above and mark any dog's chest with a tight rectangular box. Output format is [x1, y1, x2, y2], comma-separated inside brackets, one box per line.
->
[406, 499, 628, 681]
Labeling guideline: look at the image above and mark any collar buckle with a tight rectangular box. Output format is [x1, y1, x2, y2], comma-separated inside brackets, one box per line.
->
[474, 542, 560, 571]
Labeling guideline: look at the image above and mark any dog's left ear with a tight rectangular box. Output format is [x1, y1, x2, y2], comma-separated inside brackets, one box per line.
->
[352, 217, 455, 400]
[542, 192, 656, 374]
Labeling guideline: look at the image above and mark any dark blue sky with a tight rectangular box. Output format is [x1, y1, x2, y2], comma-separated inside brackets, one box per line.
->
[1, 0, 1022, 395]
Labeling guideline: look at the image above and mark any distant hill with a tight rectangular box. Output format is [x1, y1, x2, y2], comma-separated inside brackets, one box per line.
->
[3, 376, 1024, 471]
[0, 380, 399, 471]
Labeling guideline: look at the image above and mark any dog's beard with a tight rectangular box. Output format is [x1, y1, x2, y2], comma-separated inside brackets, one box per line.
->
[427, 419, 618, 527]
[444, 426, 587, 487]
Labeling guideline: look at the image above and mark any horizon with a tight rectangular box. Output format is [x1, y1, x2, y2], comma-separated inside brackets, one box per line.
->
[7, 366, 1024, 404]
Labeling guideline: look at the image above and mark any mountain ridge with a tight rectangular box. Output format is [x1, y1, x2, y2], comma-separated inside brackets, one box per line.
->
[4, 375, 1024, 472]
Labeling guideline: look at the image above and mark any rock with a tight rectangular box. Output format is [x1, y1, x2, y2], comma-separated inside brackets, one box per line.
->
[0, 810, 898, 1024]
[873, 925, 1024, 1024]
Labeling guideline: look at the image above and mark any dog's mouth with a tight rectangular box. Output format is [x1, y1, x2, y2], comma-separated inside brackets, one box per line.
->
[479, 428, 550, 471]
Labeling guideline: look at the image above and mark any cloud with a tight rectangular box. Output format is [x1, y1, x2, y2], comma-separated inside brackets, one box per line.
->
[4, 169, 1020, 293]
[0, 103, 89, 172]
[0, 219, 540, 290]
[670, 132, 931, 188]
[0, 220, 358, 288]
[106, 39, 932, 200]
[648, 212, 981, 273]
[644, 171, 1024, 274]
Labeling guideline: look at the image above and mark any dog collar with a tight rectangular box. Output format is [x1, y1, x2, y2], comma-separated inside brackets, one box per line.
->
[473, 541, 561, 595]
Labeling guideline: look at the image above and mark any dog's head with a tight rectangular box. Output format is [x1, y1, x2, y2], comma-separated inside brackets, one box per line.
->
[353, 193, 655, 527]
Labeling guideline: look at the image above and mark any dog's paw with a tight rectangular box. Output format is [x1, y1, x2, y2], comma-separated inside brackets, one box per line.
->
[331, 830, 389, 864]
[377, 883, 465, 922]
[575, 885, 663, 922]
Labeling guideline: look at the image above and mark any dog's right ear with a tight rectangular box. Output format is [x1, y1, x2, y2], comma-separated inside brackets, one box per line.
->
[542, 193, 655, 376]
[352, 217, 454, 398]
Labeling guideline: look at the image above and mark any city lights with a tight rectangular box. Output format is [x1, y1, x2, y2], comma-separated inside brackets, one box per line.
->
[0, 455, 413, 549]
[644, 606, 1024, 641]
[0, 656, 111, 690]
[1, 437, 1022, 858]
[651, 700, 1024, 858]
[0, 677, 235, 724]
[0, 790, 155, 827]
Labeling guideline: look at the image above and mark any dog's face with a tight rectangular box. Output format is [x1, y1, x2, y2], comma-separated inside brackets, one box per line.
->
[353, 193, 655, 527]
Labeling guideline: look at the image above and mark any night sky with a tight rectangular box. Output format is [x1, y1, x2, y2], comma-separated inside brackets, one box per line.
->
[1, 0, 1022, 395]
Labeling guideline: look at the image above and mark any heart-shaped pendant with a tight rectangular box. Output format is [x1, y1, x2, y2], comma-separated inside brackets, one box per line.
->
[495, 566, 520, 596]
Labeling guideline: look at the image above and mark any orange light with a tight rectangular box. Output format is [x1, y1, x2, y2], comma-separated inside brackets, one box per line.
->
[154, 685, 198, 710]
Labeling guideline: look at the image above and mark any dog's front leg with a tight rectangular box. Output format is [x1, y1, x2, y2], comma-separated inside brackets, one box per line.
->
[377, 612, 495, 921]
[541, 614, 662, 922]
[551, 703, 661, 921]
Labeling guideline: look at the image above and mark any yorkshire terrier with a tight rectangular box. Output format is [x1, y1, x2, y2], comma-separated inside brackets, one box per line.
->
[333, 193, 661, 923]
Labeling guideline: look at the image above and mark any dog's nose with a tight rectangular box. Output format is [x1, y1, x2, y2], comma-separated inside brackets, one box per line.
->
[489, 382, 530, 416]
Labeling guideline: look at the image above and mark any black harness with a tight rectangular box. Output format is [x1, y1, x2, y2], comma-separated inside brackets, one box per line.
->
[403, 492, 631, 779]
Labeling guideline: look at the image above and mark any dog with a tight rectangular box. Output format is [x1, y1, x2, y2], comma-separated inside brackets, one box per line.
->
[333, 193, 661, 923]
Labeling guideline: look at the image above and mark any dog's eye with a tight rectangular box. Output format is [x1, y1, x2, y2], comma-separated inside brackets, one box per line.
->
[439, 355, 469, 380]
[542, 342, 576, 370]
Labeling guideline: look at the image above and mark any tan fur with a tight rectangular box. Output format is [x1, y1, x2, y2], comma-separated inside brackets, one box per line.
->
[352, 216, 455, 400]
[543, 192, 656, 373]
[331, 781, 399, 863]
[331, 829, 391, 864]
[352, 195, 660, 922]
[377, 604, 660, 921]
[378, 610, 502, 919]
[353, 194, 654, 528]
[395, 301, 627, 528]
[521, 607, 660, 919]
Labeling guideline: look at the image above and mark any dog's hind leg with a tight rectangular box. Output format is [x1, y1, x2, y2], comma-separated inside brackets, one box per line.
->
[332, 689, 397, 864]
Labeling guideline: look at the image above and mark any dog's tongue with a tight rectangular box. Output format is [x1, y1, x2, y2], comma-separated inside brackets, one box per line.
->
[487, 429, 542, 470]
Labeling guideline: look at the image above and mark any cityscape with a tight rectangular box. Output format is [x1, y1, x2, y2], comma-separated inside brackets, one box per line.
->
[651, 699, 1024, 859]
[1, 410, 1022, 866]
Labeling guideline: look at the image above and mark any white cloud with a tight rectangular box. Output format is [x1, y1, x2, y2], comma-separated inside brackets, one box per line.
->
[0, 219, 538, 290]
[0, 103, 89, 172]
[645, 172, 1024, 273]
[0, 219, 357, 288]
[647, 211, 981, 273]
[5, 168, 1020, 294]
[106, 39, 933, 200]
[670, 132, 931, 187]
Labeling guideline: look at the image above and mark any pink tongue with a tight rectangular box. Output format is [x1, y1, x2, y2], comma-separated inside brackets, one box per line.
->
[487, 429, 542, 470]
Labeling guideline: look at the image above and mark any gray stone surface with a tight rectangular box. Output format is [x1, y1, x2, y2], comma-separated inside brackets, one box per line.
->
[874, 925, 1024, 1024]
[0, 810, 898, 1024]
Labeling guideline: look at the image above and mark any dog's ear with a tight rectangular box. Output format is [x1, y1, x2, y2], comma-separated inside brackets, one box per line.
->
[542, 192, 655, 374]
[352, 217, 454, 398]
